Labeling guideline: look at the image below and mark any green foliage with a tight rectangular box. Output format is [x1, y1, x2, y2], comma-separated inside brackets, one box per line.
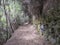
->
[43, 8, 60, 45]
[0, 0, 29, 44]
[0, 0, 25, 44]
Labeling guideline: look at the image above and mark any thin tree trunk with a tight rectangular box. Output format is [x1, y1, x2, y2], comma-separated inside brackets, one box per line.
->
[2, 0, 11, 40]
[8, 5, 14, 33]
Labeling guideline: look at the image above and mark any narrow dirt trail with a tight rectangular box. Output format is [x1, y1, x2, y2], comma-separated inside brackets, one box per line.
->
[4, 24, 52, 45]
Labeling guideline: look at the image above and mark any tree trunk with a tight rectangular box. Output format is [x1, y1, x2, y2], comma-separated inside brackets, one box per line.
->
[3, 0, 11, 40]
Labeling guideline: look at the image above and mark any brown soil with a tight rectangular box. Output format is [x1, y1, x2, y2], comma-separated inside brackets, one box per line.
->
[4, 24, 52, 45]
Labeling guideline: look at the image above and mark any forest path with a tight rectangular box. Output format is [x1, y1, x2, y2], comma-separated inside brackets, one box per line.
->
[4, 24, 51, 45]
